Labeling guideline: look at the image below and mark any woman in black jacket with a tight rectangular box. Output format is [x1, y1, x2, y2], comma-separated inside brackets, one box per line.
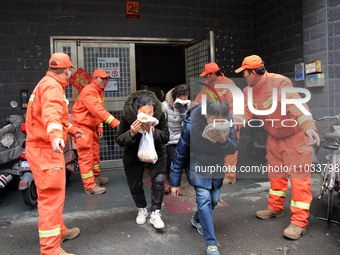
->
[116, 90, 169, 229]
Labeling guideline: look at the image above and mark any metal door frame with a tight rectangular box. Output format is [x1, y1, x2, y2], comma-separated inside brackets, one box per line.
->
[51, 36, 194, 169]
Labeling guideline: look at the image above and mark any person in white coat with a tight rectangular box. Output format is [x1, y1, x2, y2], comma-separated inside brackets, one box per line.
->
[161, 84, 190, 194]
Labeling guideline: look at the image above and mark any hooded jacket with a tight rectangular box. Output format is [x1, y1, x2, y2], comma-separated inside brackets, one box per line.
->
[169, 104, 238, 190]
[161, 88, 188, 145]
[116, 90, 169, 174]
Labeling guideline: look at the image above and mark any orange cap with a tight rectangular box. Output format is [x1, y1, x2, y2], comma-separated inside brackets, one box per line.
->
[200, 62, 220, 77]
[93, 68, 111, 78]
[49, 52, 75, 69]
[235, 55, 264, 73]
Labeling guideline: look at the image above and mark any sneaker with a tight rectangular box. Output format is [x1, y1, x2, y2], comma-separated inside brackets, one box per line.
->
[191, 216, 203, 235]
[136, 207, 148, 224]
[283, 224, 306, 240]
[57, 250, 75, 255]
[207, 245, 220, 255]
[95, 176, 109, 186]
[61, 227, 80, 243]
[256, 209, 284, 220]
[84, 185, 106, 195]
[150, 210, 165, 229]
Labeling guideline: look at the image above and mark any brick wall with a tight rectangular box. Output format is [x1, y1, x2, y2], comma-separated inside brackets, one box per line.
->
[251, 0, 304, 77]
[303, 0, 340, 118]
[0, 0, 252, 118]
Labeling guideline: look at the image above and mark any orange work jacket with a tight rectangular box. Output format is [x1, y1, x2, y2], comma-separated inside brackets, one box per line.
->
[243, 72, 316, 138]
[194, 75, 236, 114]
[26, 71, 77, 148]
[72, 82, 119, 131]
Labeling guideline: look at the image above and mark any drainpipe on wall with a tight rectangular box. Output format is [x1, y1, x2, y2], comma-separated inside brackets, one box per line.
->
[209, 30, 215, 62]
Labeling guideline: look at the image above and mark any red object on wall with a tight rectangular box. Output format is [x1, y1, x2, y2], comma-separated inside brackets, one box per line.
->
[69, 68, 92, 93]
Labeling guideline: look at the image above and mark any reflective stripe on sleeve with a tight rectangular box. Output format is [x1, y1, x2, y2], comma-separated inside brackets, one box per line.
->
[269, 189, 286, 197]
[29, 94, 35, 102]
[47, 123, 63, 134]
[105, 115, 115, 124]
[291, 200, 310, 210]
[297, 115, 313, 127]
[39, 227, 60, 238]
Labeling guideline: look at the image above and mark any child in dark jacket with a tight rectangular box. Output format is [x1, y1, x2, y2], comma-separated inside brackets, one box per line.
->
[170, 98, 238, 255]
[116, 90, 169, 229]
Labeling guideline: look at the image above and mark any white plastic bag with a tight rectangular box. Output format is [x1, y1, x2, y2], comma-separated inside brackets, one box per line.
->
[137, 129, 158, 163]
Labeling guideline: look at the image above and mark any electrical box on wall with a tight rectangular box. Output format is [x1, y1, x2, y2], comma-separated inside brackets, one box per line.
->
[305, 60, 322, 74]
[304, 59, 324, 87]
[305, 73, 324, 87]
[20, 89, 28, 109]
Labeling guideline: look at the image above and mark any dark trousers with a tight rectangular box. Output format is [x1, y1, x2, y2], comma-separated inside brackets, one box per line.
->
[124, 158, 166, 212]
[166, 144, 177, 175]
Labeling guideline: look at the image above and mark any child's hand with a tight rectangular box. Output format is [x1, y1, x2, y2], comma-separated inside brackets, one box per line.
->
[206, 129, 227, 143]
[171, 186, 181, 197]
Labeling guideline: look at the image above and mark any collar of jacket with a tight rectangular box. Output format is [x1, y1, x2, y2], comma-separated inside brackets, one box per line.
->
[249, 71, 270, 92]
[89, 82, 104, 93]
[46, 71, 69, 89]
[123, 90, 163, 124]
[164, 88, 174, 108]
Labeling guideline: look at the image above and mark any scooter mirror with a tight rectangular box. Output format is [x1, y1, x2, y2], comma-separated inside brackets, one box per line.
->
[10, 101, 18, 108]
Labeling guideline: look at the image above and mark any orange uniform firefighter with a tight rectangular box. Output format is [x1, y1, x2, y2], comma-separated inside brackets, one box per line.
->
[25, 52, 82, 255]
[72, 68, 120, 195]
[235, 55, 320, 240]
[194, 62, 240, 184]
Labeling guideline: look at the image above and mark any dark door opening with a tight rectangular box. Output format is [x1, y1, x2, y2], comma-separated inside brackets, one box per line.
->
[135, 44, 186, 100]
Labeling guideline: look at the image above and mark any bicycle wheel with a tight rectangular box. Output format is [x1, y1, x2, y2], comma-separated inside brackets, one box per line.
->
[327, 189, 334, 223]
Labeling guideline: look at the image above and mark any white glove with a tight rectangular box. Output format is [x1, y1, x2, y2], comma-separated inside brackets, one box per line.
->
[52, 137, 65, 153]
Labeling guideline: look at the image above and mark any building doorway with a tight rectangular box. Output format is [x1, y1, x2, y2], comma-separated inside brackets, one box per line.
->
[52, 36, 210, 167]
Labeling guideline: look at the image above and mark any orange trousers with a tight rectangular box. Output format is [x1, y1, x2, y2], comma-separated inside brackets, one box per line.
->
[75, 125, 101, 190]
[224, 129, 240, 181]
[26, 147, 68, 255]
[266, 131, 313, 228]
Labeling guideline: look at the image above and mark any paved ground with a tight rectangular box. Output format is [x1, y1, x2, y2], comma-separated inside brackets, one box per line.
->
[1, 163, 339, 255]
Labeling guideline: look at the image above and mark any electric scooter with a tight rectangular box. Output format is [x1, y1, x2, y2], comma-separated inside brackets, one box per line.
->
[0, 101, 26, 193]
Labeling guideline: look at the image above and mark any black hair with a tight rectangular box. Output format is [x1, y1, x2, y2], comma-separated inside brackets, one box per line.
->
[245, 66, 266, 75]
[133, 94, 157, 112]
[155, 90, 165, 101]
[171, 84, 190, 102]
[214, 70, 224, 77]
[206, 98, 230, 118]
[254, 66, 266, 74]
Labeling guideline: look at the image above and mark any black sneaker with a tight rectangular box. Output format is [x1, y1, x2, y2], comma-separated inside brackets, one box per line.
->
[191, 216, 203, 235]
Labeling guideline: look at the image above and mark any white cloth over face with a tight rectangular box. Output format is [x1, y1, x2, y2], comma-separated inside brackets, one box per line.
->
[173, 98, 190, 113]
[202, 119, 230, 143]
[137, 112, 159, 134]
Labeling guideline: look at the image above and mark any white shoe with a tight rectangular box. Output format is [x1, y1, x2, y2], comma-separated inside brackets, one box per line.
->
[150, 210, 165, 229]
[136, 207, 148, 224]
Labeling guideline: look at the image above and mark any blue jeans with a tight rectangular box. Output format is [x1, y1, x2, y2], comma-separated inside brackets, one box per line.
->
[193, 186, 221, 246]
